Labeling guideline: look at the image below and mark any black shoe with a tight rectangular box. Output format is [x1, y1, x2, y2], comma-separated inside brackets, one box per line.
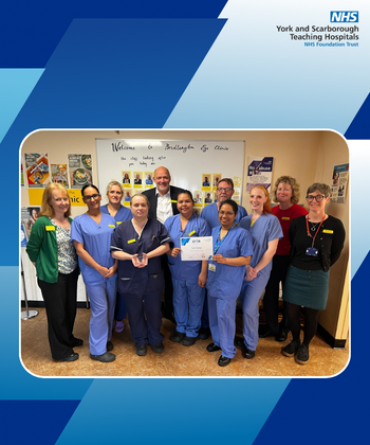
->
[182, 335, 198, 346]
[259, 329, 278, 339]
[281, 339, 301, 357]
[206, 342, 222, 352]
[198, 326, 211, 340]
[241, 345, 255, 359]
[150, 342, 164, 354]
[295, 344, 309, 365]
[170, 331, 186, 343]
[73, 338, 84, 347]
[57, 352, 79, 362]
[136, 344, 147, 356]
[275, 330, 288, 342]
[90, 352, 115, 362]
[218, 355, 231, 367]
[107, 341, 114, 351]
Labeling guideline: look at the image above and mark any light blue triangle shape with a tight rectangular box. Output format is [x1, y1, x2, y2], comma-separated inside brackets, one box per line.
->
[0, 69, 44, 144]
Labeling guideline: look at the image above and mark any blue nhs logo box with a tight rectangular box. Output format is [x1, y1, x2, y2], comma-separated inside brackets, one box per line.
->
[330, 11, 358, 22]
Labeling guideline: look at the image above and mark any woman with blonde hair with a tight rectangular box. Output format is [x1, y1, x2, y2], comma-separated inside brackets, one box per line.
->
[101, 181, 131, 333]
[238, 186, 283, 359]
[259, 176, 308, 342]
[26, 183, 81, 362]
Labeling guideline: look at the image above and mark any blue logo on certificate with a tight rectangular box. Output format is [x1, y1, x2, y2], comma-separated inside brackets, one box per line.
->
[330, 11, 358, 22]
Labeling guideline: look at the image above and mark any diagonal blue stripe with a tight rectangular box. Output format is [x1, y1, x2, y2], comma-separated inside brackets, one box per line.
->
[56, 379, 290, 444]
[0, 69, 44, 144]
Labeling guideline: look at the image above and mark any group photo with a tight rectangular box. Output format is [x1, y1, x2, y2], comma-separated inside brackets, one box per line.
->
[20, 129, 350, 377]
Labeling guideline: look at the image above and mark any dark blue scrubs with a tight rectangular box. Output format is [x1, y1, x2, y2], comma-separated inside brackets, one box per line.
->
[111, 218, 172, 346]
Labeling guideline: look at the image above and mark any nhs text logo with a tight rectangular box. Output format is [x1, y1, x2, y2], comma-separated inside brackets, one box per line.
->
[330, 11, 359, 22]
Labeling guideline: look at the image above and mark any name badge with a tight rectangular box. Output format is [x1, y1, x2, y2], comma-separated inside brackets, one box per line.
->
[109, 224, 115, 228]
[323, 230, 333, 234]
[208, 263, 216, 272]
[189, 230, 196, 237]
[171, 200, 177, 203]
[45, 225, 55, 231]
[306, 247, 319, 257]
[128, 239, 136, 244]
[282, 217, 290, 220]
[117, 221, 122, 225]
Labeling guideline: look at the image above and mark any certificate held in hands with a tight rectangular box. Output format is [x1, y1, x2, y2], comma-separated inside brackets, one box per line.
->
[180, 237, 213, 261]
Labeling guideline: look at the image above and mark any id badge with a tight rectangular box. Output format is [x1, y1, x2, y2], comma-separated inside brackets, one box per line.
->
[306, 247, 318, 257]
[208, 263, 216, 272]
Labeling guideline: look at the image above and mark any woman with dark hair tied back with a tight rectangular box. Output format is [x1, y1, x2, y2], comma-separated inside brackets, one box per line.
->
[26, 183, 81, 362]
[281, 183, 345, 365]
[71, 184, 118, 363]
[164, 191, 211, 346]
[260, 176, 308, 342]
[206, 199, 254, 367]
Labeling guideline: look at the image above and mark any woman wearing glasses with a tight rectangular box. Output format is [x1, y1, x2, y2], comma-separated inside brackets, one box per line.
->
[101, 181, 131, 334]
[110, 194, 172, 357]
[206, 199, 254, 367]
[282, 183, 345, 364]
[71, 184, 118, 363]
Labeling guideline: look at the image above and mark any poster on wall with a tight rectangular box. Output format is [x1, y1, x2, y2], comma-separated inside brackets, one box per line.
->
[20, 160, 24, 188]
[246, 157, 274, 192]
[331, 163, 349, 204]
[24, 153, 50, 188]
[21, 207, 40, 241]
[68, 154, 93, 189]
[51, 163, 69, 186]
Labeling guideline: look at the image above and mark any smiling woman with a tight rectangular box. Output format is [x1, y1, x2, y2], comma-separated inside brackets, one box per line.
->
[281, 183, 346, 365]
[26, 183, 81, 362]
[71, 184, 118, 363]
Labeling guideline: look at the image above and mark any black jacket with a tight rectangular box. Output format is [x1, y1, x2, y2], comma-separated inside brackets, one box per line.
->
[142, 186, 186, 221]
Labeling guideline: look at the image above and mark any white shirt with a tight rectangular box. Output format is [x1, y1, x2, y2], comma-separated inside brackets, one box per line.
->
[156, 189, 173, 224]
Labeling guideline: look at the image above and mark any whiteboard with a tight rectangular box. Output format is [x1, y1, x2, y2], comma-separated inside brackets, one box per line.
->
[95, 139, 245, 206]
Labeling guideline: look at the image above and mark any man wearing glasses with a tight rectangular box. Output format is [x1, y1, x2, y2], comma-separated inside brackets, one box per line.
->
[199, 178, 248, 339]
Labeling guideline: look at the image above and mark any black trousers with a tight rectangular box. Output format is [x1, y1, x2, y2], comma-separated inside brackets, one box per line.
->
[37, 268, 79, 360]
[262, 255, 290, 334]
[161, 255, 174, 315]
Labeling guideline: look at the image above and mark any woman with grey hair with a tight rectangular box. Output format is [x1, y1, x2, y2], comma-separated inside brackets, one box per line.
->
[259, 176, 308, 342]
[281, 183, 345, 364]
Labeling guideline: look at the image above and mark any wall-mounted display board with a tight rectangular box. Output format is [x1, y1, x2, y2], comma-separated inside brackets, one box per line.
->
[95, 139, 245, 206]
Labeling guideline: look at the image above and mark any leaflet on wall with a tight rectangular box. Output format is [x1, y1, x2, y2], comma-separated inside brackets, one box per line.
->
[21, 207, 40, 241]
[246, 157, 274, 192]
[331, 163, 349, 204]
[51, 163, 69, 187]
[68, 154, 93, 189]
[24, 153, 50, 188]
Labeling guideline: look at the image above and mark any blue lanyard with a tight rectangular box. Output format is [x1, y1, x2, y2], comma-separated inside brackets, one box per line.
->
[213, 224, 236, 255]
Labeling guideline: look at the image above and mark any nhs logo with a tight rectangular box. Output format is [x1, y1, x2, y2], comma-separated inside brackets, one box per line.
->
[330, 11, 359, 22]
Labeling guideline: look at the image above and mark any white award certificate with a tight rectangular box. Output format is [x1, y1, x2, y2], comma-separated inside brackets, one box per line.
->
[180, 236, 213, 261]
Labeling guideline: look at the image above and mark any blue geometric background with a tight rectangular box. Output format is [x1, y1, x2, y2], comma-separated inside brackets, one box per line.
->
[2, 1, 368, 444]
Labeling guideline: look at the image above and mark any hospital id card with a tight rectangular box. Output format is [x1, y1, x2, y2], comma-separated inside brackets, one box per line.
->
[180, 236, 213, 261]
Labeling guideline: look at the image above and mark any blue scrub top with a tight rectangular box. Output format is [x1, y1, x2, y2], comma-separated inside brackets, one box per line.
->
[71, 212, 116, 286]
[101, 204, 131, 225]
[206, 225, 254, 301]
[164, 213, 211, 281]
[110, 218, 172, 296]
[239, 213, 283, 273]
[201, 202, 248, 229]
